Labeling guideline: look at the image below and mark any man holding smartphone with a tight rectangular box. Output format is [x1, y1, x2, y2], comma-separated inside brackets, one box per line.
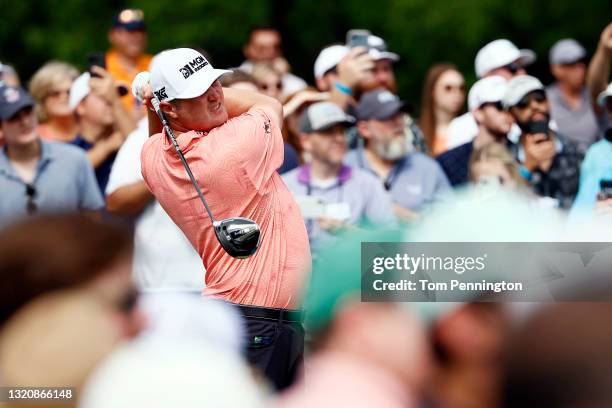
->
[503, 75, 582, 209]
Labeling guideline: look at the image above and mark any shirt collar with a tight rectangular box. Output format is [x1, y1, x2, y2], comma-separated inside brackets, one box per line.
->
[297, 163, 352, 185]
[0, 139, 51, 178]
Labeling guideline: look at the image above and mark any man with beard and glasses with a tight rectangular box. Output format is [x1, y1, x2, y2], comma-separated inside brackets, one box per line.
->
[503, 76, 582, 209]
[346, 89, 451, 221]
[438, 76, 514, 186]
[282, 102, 395, 252]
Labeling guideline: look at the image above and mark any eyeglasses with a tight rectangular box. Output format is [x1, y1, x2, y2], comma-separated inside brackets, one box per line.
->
[25, 183, 37, 215]
[46, 89, 70, 99]
[515, 91, 546, 110]
[480, 101, 505, 111]
[261, 82, 283, 91]
[500, 62, 522, 75]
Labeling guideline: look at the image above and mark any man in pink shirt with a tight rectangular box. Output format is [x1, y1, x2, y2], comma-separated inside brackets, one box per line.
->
[140, 48, 311, 390]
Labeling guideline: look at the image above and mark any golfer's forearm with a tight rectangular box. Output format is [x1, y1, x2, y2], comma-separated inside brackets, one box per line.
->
[587, 43, 611, 113]
[223, 88, 282, 123]
[106, 181, 153, 215]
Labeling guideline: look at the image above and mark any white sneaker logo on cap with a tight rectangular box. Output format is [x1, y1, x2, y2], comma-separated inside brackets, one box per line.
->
[179, 56, 210, 79]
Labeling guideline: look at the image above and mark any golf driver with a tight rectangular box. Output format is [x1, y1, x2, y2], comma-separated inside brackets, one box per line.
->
[133, 72, 260, 259]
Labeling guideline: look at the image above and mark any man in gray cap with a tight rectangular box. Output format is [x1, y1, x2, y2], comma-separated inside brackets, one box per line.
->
[504, 75, 582, 209]
[282, 101, 395, 252]
[345, 89, 451, 221]
[546, 39, 599, 153]
[0, 86, 103, 227]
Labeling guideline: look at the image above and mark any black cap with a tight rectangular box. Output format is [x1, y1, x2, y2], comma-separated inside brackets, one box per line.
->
[0, 86, 34, 121]
[355, 88, 410, 121]
[112, 9, 146, 30]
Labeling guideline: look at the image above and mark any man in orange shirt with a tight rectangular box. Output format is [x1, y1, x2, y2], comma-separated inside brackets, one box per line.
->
[106, 8, 153, 117]
[140, 48, 311, 390]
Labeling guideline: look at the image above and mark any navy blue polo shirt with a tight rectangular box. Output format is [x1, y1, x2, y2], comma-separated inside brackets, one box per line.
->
[71, 134, 117, 194]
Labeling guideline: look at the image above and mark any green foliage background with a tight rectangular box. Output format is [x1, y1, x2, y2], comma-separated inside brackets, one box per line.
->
[1, 0, 610, 114]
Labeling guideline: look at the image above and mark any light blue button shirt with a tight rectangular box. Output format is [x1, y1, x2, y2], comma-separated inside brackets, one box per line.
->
[0, 140, 104, 228]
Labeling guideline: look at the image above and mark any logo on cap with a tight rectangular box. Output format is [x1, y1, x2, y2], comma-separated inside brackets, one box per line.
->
[154, 87, 168, 101]
[377, 91, 397, 103]
[179, 56, 210, 79]
[4, 88, 19, 103]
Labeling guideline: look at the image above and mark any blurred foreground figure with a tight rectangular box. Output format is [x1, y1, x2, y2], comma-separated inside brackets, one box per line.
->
[502, 302, 612, 408]
[278, 229, 431, 407]
[0, 214, 144, 404]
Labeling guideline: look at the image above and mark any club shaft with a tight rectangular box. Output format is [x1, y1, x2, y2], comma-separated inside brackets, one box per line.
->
[151, 98, 217, 224]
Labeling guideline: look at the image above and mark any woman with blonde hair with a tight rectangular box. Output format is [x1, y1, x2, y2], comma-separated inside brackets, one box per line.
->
[251, 63, 284, 101]
[29, 61, 79, 142]
[419, 64, 466, 156]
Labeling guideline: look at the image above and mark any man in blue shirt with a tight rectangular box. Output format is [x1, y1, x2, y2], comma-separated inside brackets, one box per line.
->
[570, 82, 612, 216]
[346, 89, 451, 221]
[0, 86, 103, 228]
[283, 101, 395, 252]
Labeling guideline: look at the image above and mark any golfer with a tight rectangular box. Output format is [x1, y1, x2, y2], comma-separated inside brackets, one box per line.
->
[140, 48, 311, 390]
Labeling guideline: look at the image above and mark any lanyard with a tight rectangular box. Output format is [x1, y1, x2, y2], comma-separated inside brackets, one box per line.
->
[356, 149, 405, 191]
[305, 179, 345, 236]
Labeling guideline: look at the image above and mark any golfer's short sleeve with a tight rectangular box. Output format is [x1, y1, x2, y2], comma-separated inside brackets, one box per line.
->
[231, 107, 283, 190]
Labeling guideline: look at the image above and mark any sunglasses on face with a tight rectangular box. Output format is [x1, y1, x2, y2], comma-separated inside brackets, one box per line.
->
[515, 91, 546, 110]
[25, 183, 37, 215]
[261, 82, 282, 91]
[500, 62, 522, 75]
[7, 106, 33, 122]
[480, 101, 504, 111]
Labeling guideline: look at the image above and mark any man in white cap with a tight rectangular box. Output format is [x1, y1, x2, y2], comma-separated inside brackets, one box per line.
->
[504, 75, 581, 209]
[69, 66, 136, 194]
[139, 48, 310, 391]
[447, 39, 535, 149]
[437, 76, 514, 186]
[547, 38, 599, 152]
[282, 102, 395, 252]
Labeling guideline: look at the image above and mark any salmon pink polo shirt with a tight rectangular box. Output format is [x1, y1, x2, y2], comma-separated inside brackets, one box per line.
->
[141, 107, 311, 309]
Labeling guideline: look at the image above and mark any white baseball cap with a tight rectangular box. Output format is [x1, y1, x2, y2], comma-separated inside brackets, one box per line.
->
[475, 39, 536, 78]
[502, 75, 545, 109]
[69, 72, 91, 110]
[314, 45, 349, 79]
[597, 82, 612, 108]
[549, 38, 587, 65]
[468, 76, 508, 111]
[367, 35, 400, 62]
[150, 48, 230, 102]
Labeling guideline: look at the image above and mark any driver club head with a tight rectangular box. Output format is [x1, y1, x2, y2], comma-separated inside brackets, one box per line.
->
[213, 217, 261, 259]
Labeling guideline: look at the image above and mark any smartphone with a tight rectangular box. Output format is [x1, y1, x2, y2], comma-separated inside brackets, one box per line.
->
[598, 180, 612, 200]
[87, 52, 106, 78]
[346, 29, 371, 49]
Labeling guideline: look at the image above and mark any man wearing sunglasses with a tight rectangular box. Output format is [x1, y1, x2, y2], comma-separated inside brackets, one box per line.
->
[447, 39, 535, 151]
[438, 76, 513, 186]
[503, 76, 581, 209]
[0, 86, 104, 228]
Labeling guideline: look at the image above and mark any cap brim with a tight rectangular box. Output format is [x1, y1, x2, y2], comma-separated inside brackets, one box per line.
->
[174, 69, 231, 100]
[519, 49, 536, 66]
[0, 98, 34, 121]
[114, 21, 147, 30]
[373, 100, 412, 120]
[315, 117, 356, 132]
[370, 50, 400, 62]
